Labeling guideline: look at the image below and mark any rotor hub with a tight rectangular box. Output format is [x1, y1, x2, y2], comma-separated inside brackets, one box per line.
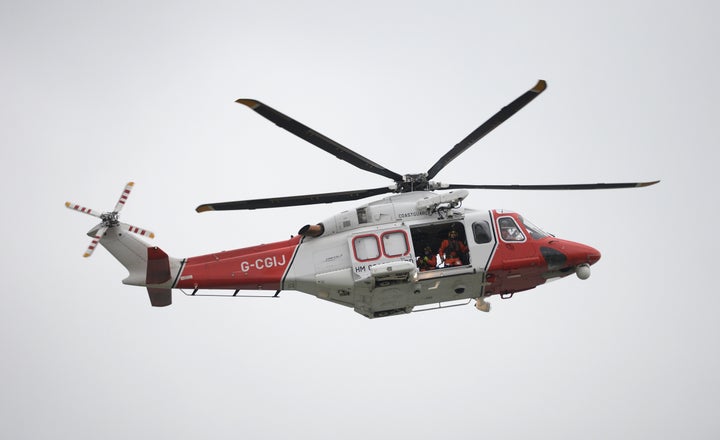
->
[100, 212, 120, 227]
[399, 173, 430, 192]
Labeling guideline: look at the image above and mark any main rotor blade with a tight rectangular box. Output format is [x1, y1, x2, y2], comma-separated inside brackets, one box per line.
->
[444, 180, 660, 191]
[236, 99, 404, 182]
[426, 80, 547, 180]
[196, 186, 395, 212]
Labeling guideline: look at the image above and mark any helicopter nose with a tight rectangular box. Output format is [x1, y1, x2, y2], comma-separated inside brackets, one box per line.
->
[587, 246, 601, 265]
[544, 239, 601, 268]
[544, 240, 601, 280]
[564, 241, 601, 266]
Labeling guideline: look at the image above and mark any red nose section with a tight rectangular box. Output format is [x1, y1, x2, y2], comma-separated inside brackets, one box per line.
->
[587, 246, 601, 265]
[563, 241, 601, 266]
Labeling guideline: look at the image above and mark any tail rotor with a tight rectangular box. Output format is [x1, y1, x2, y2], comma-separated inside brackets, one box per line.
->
[65, 181, 156, 257]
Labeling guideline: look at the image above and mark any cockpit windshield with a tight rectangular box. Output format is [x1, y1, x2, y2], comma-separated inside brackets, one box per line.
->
[518, 216, 549, 240]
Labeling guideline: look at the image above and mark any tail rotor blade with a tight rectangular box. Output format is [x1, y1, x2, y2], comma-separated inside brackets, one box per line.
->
[113, 182, 135, 213]
[121, 223, 155, 239]
[84, 226, 108, 258]
[65, 201, 102, 218]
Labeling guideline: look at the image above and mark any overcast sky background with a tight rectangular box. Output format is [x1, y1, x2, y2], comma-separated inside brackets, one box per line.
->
[2, 1, 719, 438]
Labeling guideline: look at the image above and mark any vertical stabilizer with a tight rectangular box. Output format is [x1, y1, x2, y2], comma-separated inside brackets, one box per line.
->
[147, 288, 172, 307]
[97, 226, 182, 306]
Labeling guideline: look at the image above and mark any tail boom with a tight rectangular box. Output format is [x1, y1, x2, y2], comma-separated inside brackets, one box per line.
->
[174, 236, 302, 291]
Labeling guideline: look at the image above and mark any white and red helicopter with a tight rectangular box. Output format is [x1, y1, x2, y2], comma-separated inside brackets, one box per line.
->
[66, 80, 658, 318]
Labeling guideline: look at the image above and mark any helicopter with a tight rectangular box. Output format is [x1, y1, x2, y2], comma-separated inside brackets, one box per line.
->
[66, 80, 658, 318]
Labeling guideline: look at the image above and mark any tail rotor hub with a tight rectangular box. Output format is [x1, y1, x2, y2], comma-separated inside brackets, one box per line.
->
[66, 181, 155, 257]
[100, 212, 120, 227]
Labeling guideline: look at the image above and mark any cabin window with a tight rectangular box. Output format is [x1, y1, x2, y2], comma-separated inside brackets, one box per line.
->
[381, 231, 409, 257]
[353, 235, 380, 261]
[498, 217, 526, 242]
[472, 221, 493, 244]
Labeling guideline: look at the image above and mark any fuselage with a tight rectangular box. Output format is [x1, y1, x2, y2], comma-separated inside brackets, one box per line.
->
[171, 191, 600, 318]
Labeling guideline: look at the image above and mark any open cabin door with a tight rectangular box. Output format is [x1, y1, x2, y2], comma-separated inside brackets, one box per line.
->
[409, 220, 472, 278]
[408, 215, 496, 281]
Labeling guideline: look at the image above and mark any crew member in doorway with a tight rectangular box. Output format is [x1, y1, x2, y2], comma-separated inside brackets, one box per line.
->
[439, 230, 468, 267]
[417, 245, 438, 271]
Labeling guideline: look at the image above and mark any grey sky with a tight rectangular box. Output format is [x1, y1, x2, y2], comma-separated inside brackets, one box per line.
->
[2, 1, 719, 438]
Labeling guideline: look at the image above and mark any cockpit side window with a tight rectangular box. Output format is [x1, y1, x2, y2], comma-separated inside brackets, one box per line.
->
[498, 217, 525, 242]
